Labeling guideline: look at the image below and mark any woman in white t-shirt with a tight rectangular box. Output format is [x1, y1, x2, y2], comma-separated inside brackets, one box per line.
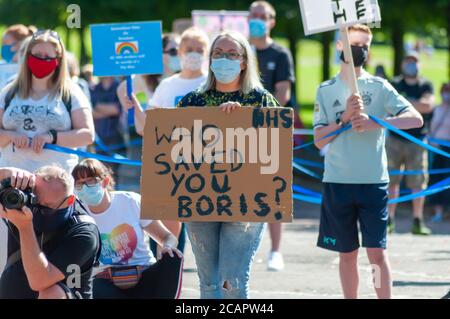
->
[0, 29, 95, 173]
[72, 158, 183, 299]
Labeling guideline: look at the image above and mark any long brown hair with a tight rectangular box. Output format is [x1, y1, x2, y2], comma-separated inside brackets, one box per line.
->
[72, 158, 116, 191]
[9, 30, 70, 101]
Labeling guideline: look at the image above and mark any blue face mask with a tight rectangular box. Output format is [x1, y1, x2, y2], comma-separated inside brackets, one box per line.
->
[33, 205, 74, 234]
[168, 55, 181, 73]
[403, 62, 419, 78]
[211, 58, 242, 84]
[75, 183, 105, 207]
[1, 44, 16, 63]
[249, 19, 267, 38]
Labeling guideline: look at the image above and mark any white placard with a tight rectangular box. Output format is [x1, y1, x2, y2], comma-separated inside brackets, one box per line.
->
[0, 63, 19, 90]
[298, 0, 381, 35]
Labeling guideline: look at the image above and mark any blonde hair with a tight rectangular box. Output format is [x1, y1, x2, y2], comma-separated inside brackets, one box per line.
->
[180, 27, 210, 52]
[250, 1, 276, 19]
[201, 31, 263, 95]
[348, 24, 373, 37]
[10, 30, 70, 101]
[35, 165, 74, 196]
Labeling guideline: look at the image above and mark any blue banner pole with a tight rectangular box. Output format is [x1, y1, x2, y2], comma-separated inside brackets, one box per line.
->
[126, 75, 135, 126]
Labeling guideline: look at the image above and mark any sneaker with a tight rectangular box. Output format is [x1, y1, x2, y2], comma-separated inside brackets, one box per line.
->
[387, 217, 395, 234]
[411, 218, 432, 235]
[267, 251, 285, 271]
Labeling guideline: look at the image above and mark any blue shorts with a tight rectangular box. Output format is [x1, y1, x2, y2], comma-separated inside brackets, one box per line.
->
[317, 183, 389, 253]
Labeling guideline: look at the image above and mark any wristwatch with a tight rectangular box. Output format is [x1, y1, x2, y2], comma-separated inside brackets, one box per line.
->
[336, 114, 343, 126]
[49, 129, 58, 144]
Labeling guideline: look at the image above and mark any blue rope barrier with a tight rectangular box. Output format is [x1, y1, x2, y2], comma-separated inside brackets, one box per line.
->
[292, 162, 322, 180]
[42, 114, 450, 205]
[293, 156, 450, 176]
[292, 184, 322, 198]
[94, 137, 142, 152]
[293, 124, 352, 151]
[428, 137, 450, 148]
[293, 174, 450, 206]
[44, 144, 142, 166]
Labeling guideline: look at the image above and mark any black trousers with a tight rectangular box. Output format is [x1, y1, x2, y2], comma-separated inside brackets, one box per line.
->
[93, 254, 183, 299]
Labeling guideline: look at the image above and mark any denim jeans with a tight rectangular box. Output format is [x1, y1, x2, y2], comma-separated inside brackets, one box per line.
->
[186, 222, 266, 299]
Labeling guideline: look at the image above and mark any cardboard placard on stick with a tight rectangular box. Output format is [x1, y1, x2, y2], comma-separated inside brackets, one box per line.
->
[298, 0, 381, 36]
[140, 107, 293, 223]
[298, 0, 382, 94]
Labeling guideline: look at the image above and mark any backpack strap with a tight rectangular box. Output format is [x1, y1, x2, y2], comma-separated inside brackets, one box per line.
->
[3, 86, 18, 112]
[62, 92, 72, 114]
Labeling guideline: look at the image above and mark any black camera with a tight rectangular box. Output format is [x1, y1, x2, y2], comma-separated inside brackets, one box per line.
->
[0, 178, 37, 210]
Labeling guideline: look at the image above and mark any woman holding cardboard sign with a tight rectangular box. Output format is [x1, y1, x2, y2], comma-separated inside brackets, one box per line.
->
[177, 31, 280, 299]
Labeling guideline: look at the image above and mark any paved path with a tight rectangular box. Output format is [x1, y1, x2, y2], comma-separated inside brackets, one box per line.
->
[180, 199, 450, 299]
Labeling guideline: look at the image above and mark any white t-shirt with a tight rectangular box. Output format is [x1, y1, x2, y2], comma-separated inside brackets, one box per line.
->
[148, 73, 206, 108]
[86, 191, 156, 268]
[0, 81, 91, 172]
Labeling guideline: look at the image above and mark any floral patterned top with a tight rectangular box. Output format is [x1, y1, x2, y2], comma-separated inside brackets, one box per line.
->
[177, 88, 280, 108]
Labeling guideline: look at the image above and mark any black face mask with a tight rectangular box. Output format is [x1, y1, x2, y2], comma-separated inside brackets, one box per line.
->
[32, 205, 74, 234]
[340, 45, 369, 67]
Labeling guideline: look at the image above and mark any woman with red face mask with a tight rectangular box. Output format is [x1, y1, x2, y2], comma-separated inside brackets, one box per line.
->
[0, 30, 95, 173]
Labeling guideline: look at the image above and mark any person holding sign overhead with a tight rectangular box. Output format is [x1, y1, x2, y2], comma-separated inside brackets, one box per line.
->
[177, 31, 279, 299]
[116, 33, 180, 197]
[313, 24, 423, 299]
[1, 25, 36, 64]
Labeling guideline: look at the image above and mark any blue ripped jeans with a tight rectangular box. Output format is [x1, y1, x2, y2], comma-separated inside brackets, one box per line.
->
[186, 222, 266, 299]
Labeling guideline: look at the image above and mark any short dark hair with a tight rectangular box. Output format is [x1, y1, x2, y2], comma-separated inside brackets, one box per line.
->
[250, 1, 276, 19]
[72, 158, 115, 191]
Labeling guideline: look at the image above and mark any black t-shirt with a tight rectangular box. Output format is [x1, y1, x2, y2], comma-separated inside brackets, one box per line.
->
[390, 76, 434, 140]
[256, 43, 295, 106]
[0, 211, 100, 299]
[90, 80, 124, 144]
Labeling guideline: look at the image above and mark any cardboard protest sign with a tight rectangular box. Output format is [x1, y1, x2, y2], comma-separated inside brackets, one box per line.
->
[299, 0, 382, 94]
[90, 21, 163, 77]
[0, 63, 19, 90]
[192, 10, 249, 40]
[298, 0, 381, 35]
[140, 107, 293, 223]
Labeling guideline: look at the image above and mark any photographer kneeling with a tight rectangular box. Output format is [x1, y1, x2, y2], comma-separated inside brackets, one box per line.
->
[0, 166, 101, 299]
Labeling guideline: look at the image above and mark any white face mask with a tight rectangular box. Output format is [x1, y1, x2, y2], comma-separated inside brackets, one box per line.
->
[181, 52, 205, 71]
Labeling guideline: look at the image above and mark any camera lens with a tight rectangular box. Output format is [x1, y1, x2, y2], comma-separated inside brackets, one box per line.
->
[3, 189, 25, 210]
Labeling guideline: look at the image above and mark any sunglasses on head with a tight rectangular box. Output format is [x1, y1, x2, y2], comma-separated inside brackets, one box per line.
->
[32, 29, 62, 46]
